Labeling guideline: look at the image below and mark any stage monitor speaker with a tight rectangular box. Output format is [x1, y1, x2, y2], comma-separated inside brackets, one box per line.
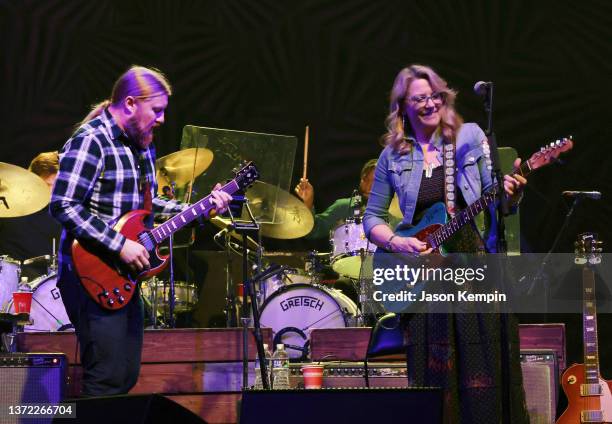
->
[52, 394, 206, 424]
[240, 388, 442, 424]
[0, 353, 67, 406]
[520, 349, 558, 424]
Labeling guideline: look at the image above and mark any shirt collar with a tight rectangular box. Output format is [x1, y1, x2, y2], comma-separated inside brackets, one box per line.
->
[405, 127, 444, 150]
[102, 108, 130, 143]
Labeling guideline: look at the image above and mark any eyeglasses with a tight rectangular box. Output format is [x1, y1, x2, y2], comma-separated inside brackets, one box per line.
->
[407, 92, 445, 106]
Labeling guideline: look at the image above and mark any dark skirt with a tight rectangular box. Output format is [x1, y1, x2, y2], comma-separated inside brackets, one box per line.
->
[402, 312, 529, 424]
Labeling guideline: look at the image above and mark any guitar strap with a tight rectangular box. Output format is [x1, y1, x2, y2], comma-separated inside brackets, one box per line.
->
[443, 142, 456, 217]
[138, 153, 153, 212]
[138, 152, 154, 230]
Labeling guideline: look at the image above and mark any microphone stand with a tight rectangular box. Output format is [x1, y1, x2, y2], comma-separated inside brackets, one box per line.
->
[228, 199, 271, 390]
[529, 195, 583, 312]
[479, 81, 511, 423]
[167, 234, 176, 328]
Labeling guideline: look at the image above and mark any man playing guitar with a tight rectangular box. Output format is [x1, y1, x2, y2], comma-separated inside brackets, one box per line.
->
[50, 66, 231, 396]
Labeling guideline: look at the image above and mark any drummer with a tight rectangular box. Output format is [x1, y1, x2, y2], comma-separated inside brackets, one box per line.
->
[294, 159, 379, 239]
[0, 152, 62, 279]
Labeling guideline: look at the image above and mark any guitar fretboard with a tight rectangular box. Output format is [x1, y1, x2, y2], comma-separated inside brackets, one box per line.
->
[150, 180, 239, 244]
[426, 161, 531, 249]
[583, 266, 600, 385]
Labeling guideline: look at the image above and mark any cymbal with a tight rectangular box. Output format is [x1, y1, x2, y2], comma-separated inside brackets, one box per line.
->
[245, 182, 314, 239]
[156, 148, 214, 194]
[0, 162, 50, 218]
[210, 216, 260, 250]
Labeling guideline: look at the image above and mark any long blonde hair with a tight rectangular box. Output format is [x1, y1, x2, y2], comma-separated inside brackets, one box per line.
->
[382, 64, 463, 153]
[79, 65, 172, 126]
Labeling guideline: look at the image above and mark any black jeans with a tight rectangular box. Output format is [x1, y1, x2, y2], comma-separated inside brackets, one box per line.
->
[58, 261, 144, 396]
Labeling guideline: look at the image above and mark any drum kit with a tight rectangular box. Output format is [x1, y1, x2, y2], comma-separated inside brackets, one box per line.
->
[0, 162, 70, 337]
[209, 184, 381, 359]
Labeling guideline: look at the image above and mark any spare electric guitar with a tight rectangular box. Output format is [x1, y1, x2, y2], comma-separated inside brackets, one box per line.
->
[72, 161, 259, 310]
[382, 137, 574, 253]
[557, 232, 612, 423]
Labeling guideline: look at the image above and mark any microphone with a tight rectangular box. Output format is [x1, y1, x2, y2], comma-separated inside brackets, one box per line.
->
[473, 81, 492, 96]
[562, 191, 602, 200]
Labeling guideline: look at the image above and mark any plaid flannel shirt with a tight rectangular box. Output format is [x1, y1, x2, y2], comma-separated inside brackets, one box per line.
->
[50, 109, 185, 266]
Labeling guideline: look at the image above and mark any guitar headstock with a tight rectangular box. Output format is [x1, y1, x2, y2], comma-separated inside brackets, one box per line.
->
[527, 136, 574, 171]
[575, 232, 602, 265]
[233, 161, 259, 189]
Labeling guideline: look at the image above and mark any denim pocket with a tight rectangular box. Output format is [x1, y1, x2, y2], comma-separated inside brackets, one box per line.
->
[388, 160, 413, 189]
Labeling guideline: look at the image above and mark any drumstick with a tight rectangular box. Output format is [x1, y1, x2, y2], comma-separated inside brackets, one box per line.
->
[302, 125, 309, 180]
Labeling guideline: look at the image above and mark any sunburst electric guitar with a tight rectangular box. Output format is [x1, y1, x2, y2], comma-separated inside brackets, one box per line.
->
[557, 232, 612, 423]
[72, 161, 259, 310]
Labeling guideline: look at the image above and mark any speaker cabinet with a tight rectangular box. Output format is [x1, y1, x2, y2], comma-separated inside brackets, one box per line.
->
[520, 349, 558, 424]
[241, 388, 442, 423]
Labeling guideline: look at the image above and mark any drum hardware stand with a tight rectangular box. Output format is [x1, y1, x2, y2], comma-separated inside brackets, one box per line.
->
[225, 198, 271, 389]
[217, 229, 238, 327]
[165, 234, 176, 328]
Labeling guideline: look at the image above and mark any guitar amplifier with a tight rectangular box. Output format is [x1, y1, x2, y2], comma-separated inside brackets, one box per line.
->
[0, 353, 67, 411]
[289, 362, 407, 388]
[520, 349, 558, 424]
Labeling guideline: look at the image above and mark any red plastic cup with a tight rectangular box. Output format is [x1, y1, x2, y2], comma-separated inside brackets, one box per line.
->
[302, 364, 324, 389]
[13, 291, 33, 314]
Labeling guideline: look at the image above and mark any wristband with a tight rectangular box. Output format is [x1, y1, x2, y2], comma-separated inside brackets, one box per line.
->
[385, 234, 397, 252]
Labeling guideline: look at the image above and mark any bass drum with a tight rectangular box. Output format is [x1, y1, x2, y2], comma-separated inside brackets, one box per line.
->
[5, 273, 73, 332]
[259, 283, 358, 360]
[0, 255, 20, 311]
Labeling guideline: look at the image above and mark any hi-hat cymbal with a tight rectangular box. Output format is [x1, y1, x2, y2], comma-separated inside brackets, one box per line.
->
[156, 148, 214, 193]
[246, 181, 314, 239]
[0, 162, 50, 218]
[210, 216, 260, 250]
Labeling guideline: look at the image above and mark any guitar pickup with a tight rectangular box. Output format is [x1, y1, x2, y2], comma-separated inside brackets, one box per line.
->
[581, 410, 603, 422]
[581, 383, 603, 396]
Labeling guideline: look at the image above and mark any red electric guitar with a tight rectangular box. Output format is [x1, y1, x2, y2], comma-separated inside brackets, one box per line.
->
[72, 161, 259, 310]
[557, 232, 612, 423]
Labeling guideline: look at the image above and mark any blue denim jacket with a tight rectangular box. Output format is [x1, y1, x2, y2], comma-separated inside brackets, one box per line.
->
[364, 123, 499, 251]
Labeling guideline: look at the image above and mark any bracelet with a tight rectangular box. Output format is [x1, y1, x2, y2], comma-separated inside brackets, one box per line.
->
[385, 235, 397, 252]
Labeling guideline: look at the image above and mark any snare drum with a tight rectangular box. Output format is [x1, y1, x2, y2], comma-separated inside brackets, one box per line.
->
[259, 283, 358, 359]
[141, 279, 198, 313]
[330, 221, 375, 279]
[0, 255, 21, 311]
[4, 273, 73, 332]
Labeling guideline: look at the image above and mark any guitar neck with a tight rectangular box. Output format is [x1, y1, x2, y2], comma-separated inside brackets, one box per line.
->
[149, 180, 238, 244]
[427, 161, 532, 249]
[583, 265, 601, 384]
